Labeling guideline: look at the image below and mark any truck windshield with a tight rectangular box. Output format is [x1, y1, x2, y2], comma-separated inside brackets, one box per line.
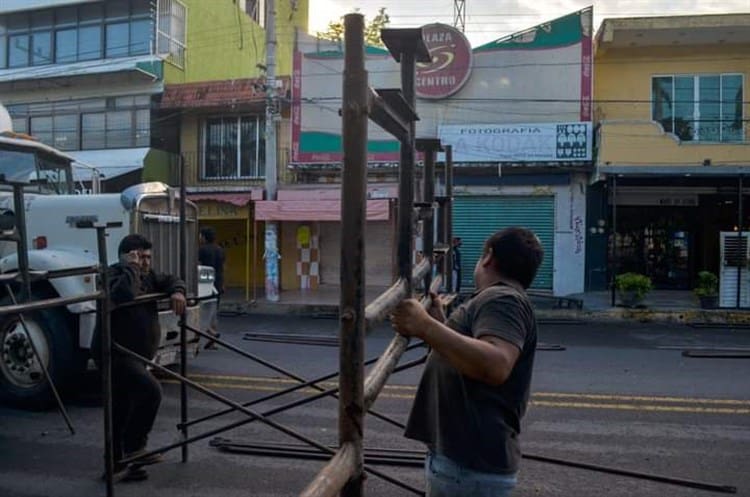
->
[0, 149, 73, 195]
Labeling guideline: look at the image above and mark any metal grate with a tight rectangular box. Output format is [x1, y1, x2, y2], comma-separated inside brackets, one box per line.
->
[136, 196, 198, 294]
[723, 235, 747, 267]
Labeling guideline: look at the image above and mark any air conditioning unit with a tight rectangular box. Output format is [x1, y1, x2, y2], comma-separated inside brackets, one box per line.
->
[719, 232, 750, 308]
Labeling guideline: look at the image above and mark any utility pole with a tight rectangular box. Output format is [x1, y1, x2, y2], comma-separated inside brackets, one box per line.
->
[453, 0, 466, 32]
[264, 0, 280, 301]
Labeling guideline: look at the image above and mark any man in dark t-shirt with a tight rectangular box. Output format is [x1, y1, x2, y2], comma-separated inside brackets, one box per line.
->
[392, 227, 543, 497]
[199, 227, 225, 349]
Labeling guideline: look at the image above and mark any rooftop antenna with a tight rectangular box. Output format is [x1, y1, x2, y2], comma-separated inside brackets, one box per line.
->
[453, 0, 466, 32]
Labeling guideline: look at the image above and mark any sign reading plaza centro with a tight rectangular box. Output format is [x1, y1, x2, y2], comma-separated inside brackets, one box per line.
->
[416, 24, 473, 99]
[439, 122, 593, 162]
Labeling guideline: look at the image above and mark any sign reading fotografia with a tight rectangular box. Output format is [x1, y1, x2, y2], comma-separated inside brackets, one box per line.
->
[439, 122, 592, 162]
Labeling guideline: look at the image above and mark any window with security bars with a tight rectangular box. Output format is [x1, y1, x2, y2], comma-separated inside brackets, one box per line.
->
[652, 74, 744, 143]
[157, 0, 186, 68]
[202, 116, 266, 179]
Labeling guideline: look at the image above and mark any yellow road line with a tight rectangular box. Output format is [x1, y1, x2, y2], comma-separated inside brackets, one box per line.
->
[530, 400, 750, 415]
[163, 380, 750, 414]
[533, 392, 750, 406]
[185, 374, 750, 406]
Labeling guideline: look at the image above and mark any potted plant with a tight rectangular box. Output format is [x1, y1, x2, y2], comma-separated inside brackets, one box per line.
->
[693, 271, 719, 309]
[615, 272, 653, 308]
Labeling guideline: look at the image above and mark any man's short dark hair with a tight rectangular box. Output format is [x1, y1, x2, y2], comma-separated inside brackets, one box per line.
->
[200, 227, 216, 243]
[118, 234, 152, 256]
[485, 227, 544, 289]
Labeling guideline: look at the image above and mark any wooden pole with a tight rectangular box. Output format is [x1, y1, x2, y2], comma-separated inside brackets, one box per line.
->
[339, 13, 368, 497]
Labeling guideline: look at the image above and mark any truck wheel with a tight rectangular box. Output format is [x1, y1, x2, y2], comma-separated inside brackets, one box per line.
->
[0, 305, 75, 410]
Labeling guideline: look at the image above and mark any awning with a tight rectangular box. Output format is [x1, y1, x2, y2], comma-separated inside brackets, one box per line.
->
[161, 77, 289, 109]
[0, 55, 162, 84]
[598, 164, 750, 177]
[277, 185, 397, 200]
[69, 148, 150, 182]
[188, 192, 262, 206]
[254, 199, 390, 221]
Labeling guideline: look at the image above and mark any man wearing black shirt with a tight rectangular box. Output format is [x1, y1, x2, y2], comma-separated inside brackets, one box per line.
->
[93, 234, 186, 482]
[198, 227, 225, 349]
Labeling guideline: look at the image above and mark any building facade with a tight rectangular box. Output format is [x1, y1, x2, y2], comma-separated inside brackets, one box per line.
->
[590, 14, 750, 301]
[288, 9, 594, 296]
[0, 0, 182, 191]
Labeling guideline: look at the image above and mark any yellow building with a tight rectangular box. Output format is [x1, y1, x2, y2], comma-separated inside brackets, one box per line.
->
[589, 14, 750, 293]
[154, 0, 308, 300]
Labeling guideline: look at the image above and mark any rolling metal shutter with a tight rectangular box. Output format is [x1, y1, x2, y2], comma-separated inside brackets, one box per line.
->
[453, 196, 554, 290]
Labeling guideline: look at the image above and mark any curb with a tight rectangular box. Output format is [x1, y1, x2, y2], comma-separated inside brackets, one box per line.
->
[221, 300, 750, 324]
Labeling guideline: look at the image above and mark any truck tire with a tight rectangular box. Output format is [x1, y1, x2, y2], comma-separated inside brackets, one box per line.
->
[0, 303, 75, 410]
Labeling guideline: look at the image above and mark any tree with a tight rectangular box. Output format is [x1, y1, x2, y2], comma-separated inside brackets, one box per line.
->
[317, 7, 390, 47]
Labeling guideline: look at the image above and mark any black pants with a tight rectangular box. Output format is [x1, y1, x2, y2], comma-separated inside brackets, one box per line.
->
[111, 356, 162, 462]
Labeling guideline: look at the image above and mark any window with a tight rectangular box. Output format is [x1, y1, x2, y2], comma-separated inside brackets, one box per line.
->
[245, 0, 265, 26]
[652, 74, 744, 142]
[0, 1, 155, 67]
[11, 96, 150, 151]
[203, 116, 265, 179]
[157, 0, 187, 67]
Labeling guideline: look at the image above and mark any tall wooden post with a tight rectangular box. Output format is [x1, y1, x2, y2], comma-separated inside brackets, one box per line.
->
[339, 13, 368, 497]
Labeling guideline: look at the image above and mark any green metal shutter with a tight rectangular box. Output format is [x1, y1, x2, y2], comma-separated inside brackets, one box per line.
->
[453, 196, 554, 290]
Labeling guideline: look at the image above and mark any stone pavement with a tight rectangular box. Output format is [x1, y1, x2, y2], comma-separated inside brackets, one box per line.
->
[220, 286, 750, 324]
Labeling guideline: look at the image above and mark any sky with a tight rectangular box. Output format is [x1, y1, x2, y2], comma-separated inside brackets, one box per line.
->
[308, 0, 750, 46]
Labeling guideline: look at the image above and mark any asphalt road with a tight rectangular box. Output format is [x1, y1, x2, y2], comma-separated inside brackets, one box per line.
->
[1, 315, 749, 497]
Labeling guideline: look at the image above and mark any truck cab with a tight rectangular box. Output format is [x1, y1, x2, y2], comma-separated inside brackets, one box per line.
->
[0, 110, 217, 409]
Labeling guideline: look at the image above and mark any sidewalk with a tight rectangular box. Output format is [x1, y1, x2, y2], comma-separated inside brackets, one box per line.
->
[220, 286, 750, 324]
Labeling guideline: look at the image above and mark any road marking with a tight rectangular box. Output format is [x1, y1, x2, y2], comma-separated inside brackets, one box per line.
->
[530, 400, 750, 415]
[163, 375, 750, 414]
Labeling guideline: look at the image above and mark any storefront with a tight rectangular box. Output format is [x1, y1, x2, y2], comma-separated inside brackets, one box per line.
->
[188, 192, 264, 300]
[255, 186, 396, 291]
[597, 168, 750, 292]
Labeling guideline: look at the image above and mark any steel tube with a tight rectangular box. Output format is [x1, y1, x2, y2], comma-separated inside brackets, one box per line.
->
[0, 291, 102, 317]
[422, 148, 436, 294]
[299, 443, 358, 497]
[179, 154, 189, 463]
[445, 145, 454, 292]
[11, 184, 31, 299]
[95, 226, 115, 497]
[178, 337, 425, 429]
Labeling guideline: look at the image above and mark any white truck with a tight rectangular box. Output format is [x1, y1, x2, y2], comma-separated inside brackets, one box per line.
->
[0, 110, 216, 409]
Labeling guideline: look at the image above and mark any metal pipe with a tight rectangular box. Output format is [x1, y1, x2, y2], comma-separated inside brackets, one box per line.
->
[610, 175, 618, 307]
[0, 291, 102, 317]
[737, 175, 743, 309]
[179, 154, 189, 463]
[445, 145, 454, 293]
[95, 226, 114, 497]
[398, 50, 416, 295]
[340, 14, 368, 497]
[114, 344, 423, 495]
[299, 443, 358, 497]
[160, 355, 427, 462]
[422, 148, 436, 294]
[178, 338, 425, 429]
[182, 324, 413, 430]
[5, 285, 75, 435]
[11, 184, 31, 299]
